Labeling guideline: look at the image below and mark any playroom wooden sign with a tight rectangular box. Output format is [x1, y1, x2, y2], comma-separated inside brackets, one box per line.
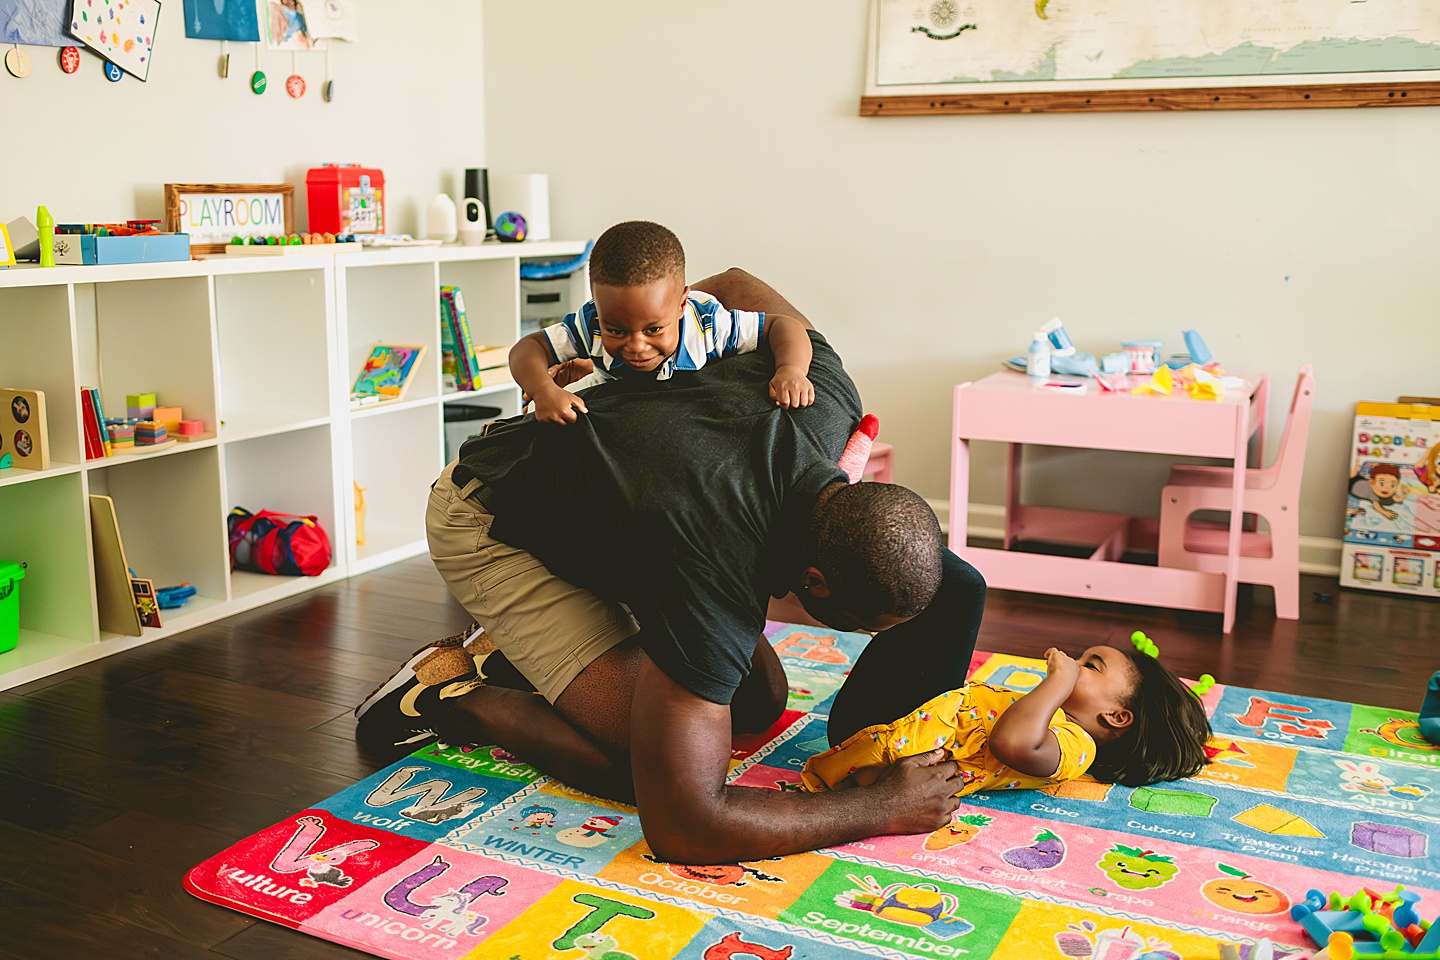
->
[164, 183, 296, 255]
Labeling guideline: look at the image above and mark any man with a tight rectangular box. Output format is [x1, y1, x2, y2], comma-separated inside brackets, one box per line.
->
[357, 263, 986, 864]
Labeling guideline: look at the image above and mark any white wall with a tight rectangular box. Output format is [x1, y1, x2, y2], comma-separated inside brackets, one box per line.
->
[0, 0, 487, 236]
[483, 0, 1440, 554]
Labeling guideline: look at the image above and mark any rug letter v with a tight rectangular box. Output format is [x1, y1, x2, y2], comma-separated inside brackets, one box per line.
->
[270, 815, 380, 874]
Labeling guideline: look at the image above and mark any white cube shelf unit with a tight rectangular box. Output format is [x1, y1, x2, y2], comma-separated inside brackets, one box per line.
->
[0, 239, 589, 690]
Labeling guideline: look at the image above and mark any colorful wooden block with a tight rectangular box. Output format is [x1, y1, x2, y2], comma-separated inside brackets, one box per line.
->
[153, 406, 182, 432]
[126, 393, 156, 408]
[176, 419, 204, 435]
[135, 421, 168, 445]
[127, 405, 155, 420]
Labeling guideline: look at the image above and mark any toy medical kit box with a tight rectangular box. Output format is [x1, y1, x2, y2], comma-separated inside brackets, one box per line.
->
[51, 232, 191, 265]
[305, 164, 386, 236]
[1340, 401, 1440, 596]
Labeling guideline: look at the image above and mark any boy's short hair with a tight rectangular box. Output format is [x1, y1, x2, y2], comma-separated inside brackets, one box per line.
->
[590, 221, 685, 288]
[1088, 652, 1211, 786]
[812, 482, 943, 619]
[1370, 463, 1401, 480]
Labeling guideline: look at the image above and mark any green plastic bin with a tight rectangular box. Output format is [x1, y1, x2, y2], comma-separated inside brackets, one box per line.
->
[0, 560, 24, 654]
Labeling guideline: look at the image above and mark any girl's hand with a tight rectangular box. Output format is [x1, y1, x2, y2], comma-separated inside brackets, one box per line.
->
[1043, 648, 1080, 688]
[549, 358, 595, 389]
[769, 366, 815, 408]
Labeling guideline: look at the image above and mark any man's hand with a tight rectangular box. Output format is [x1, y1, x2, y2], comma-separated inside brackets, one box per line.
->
[869, 748, 962, 835]
[770, 366, 815, 409]
[523, 359, 596, 405]
[533, 384, 588, 425]
[1043, 648, 1080, 691]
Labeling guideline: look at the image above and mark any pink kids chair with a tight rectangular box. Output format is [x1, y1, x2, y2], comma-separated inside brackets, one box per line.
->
[1157, 365, 1315, 620]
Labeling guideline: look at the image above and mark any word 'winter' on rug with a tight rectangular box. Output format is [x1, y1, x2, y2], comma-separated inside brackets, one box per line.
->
[186, 622, 1440, 960]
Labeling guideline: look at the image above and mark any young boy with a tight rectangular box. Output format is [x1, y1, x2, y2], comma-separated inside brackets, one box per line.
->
[509, 221, 816, 424]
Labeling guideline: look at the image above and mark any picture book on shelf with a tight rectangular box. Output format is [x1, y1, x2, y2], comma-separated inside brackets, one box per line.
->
[351, 344, 426, 404]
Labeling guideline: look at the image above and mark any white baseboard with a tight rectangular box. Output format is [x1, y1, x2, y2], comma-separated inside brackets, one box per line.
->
[926, 500, 1342, 578]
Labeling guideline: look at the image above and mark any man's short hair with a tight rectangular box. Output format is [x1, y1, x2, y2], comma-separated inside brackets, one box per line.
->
[812, 483, 944, 618]
[590, 221, 685, 288]
[1370, 463, 1401, 480]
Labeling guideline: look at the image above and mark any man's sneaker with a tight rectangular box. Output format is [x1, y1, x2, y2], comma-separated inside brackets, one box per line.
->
[355, 623, 498, 751]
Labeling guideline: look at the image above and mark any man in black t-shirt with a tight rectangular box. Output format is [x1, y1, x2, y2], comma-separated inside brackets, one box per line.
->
[357, 269, 988, 863]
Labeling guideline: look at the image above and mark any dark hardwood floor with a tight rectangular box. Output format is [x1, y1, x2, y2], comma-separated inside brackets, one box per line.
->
[0, 557, 1432, 958]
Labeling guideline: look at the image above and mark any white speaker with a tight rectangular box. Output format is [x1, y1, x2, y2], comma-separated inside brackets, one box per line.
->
[490, 173, 551, 241]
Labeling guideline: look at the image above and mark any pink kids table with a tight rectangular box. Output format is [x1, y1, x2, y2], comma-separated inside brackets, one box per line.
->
[950, 370, 1270, 633]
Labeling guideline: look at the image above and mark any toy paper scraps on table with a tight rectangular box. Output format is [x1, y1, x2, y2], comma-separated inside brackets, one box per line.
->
[1133, 364, 1230, 400]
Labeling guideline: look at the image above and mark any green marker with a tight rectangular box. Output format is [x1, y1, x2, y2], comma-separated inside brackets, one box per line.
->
[37, 205, 55, 267]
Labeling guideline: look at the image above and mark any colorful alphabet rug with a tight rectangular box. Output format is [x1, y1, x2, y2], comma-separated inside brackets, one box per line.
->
[186, 623, 1440, 959]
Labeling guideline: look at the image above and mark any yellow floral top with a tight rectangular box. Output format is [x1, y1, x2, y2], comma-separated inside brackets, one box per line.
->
[800, 683, 1096, 795]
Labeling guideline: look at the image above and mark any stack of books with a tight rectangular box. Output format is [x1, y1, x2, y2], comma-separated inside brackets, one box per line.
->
[440, 285, 514, 392]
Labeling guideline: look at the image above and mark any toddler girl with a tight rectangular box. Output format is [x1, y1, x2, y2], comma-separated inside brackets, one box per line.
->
[802, 634, 1211, 794]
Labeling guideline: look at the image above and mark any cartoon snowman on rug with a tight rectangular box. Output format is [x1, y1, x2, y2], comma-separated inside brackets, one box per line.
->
[556, 814, 623, 848]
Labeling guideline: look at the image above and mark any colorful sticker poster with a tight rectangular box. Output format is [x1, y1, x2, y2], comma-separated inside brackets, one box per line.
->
[262, 0, 309, 49]
[296, 0, 352, 41]
[180, 0, 257, 41]
[67, 0, 160, 80]
[1, 0, 83, 46]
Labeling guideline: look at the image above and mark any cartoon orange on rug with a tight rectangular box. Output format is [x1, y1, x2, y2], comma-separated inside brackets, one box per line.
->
[1200, 863, 1291, 915]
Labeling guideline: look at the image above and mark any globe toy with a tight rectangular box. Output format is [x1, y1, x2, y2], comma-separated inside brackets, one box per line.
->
[494, 211, 528, 243]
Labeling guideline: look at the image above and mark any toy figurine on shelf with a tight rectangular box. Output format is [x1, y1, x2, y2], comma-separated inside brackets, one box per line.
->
[354, 482, 366, 546]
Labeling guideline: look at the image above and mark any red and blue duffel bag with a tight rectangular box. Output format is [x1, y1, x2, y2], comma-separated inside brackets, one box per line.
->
[227, 508, 332, 577]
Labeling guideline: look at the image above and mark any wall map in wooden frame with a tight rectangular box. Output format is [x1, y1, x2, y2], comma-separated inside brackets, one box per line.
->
[862, 0, 1440, 115]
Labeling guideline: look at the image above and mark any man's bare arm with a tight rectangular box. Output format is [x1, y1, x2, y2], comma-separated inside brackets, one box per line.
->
[629, 657, 961, 864]
[691, 268, 814, 330]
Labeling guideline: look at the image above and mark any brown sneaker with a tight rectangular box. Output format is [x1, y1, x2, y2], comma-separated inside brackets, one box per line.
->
[354, 624, 498, 749]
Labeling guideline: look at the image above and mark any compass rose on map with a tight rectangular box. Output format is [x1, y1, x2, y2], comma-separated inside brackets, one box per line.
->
[912, 0, 976, 40]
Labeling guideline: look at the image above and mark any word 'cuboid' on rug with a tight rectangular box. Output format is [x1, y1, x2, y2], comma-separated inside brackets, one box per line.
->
[186, 624, 1440, 960]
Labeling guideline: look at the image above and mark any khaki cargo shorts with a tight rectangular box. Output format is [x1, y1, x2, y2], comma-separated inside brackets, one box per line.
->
[426, 460, 639, 703]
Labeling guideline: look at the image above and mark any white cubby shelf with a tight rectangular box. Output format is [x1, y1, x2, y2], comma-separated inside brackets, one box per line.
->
[0, 239, 589, 690]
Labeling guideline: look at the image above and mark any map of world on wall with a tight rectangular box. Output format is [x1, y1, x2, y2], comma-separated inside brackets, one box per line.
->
[872, 0, 1440, 91]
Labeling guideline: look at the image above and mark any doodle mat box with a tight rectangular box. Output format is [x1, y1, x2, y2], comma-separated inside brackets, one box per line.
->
[186, 623, 1440, 959]
[1341, 401, 1440, 597]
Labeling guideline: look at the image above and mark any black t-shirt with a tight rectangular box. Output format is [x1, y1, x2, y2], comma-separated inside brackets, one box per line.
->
[452, 331, 860, 703]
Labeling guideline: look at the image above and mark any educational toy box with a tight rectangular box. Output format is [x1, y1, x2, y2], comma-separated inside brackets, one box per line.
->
[305, 164, 385, 236]
[51, 232, 191, 265]
[1340, 401, 1440, 597]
